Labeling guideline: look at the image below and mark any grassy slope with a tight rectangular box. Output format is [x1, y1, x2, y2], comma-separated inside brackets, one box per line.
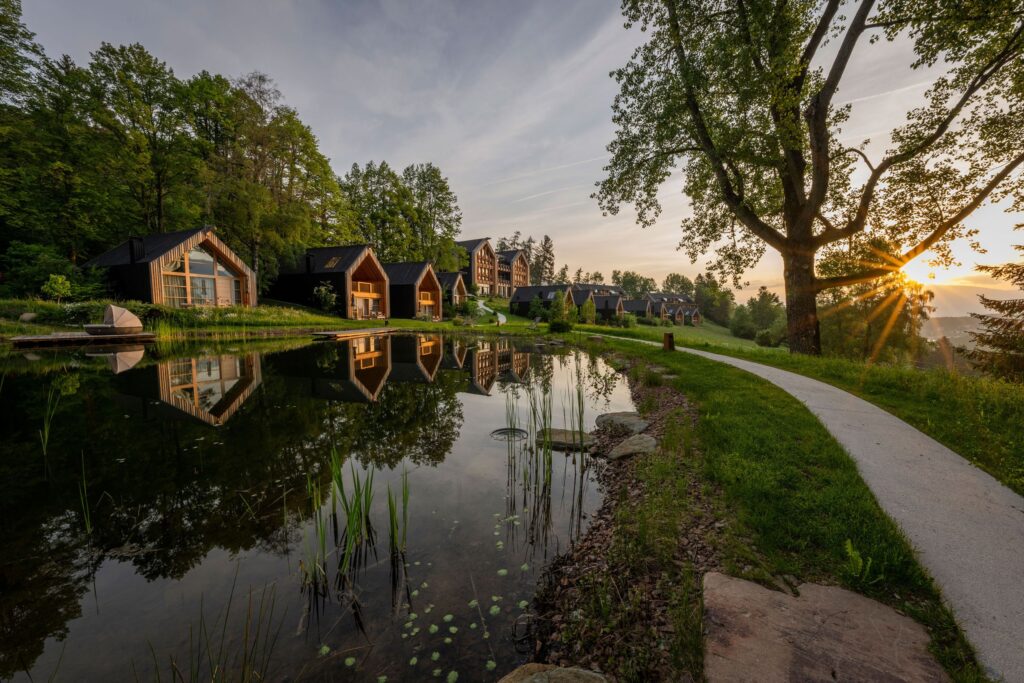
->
[590, 338, 984, 681]
[582, 322, 1024, 496]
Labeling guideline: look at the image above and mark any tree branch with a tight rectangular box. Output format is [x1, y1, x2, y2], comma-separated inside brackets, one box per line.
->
[663, 0, 788, 251]
[814, 150, 1024, 290]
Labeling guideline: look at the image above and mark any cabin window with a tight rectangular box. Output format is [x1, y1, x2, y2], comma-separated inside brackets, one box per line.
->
[324, 256, 342, 269]
[160, 243, 246, 308]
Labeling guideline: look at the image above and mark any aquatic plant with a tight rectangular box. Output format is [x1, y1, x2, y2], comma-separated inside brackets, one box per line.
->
[78, 453, 92, 535]
[38, 382, 61, 466]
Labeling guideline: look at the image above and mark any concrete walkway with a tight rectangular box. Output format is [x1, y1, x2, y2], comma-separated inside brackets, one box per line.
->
[623, 338, 1024, 680]
[474, 297, 507, 325]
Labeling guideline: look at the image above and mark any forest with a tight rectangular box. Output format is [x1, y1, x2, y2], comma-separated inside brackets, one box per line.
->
[0, 0, 465, 296]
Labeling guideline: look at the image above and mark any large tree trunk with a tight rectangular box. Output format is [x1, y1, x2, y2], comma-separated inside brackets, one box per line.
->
[782, 249, 821, 355]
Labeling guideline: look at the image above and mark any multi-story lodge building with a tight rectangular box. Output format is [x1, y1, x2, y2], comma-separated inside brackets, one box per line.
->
[496, 249, 529, 298]
[456, 238, 498, 295]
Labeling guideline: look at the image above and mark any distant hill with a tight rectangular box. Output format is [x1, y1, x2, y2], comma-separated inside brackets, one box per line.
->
[922, 316, 981, 347]
[926, 285, 1016, 317]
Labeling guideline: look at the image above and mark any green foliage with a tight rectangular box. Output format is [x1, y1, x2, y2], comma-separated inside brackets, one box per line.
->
[596, 0, 1024, 354]
[548, 290, 568, 324]
[548, 320, 573, 333]
[754, 329, 774, 347]
[729, 305, 757, 340]
[965, 228, 1024, 381]
[580, 298, 597, 324]
[661, 273, 694, 297]
[611, 270, 657, 299]
[0, 242, 73, 297]
[527, 295, 549, 322]
[311, 281, 337, 312]
[40, 274, 71, 303]
[693, 273, 733, 326]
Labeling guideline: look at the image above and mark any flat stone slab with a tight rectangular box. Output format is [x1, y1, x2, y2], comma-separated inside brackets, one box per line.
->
[499, 664, 608, 683]
[703, 572, 947, 682]
[539, 428, 595, 452]
[595, 411, 649, 434]
[607, 433, 657, 460]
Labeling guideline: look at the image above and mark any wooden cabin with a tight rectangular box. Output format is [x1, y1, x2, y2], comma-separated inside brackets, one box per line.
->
[456, 238, 498, 295]
[594, 294, 625, 321]
[390, 334, 444, 383]
[157, 353, 262, 426]
[83, 227, 256, 307]
[383, 262, 443, 320]
[680, 303, 702, 325]
[653, 302, 669, 320]
[623, 299, 652, 318]
[648, 292, 701, 324]
[509, 285, 572, 317]
[269, 245, 389, 320]
[442, 337, 469, 370]
[665, 305, 686, 325]
[437, 271, 468, 307]
[496, 249, 530, 298]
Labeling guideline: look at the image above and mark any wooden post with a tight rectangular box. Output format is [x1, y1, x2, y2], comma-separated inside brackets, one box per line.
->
[663, 332, 675, 351]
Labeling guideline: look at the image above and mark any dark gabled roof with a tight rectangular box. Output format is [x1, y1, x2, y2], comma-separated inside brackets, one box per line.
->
[622, 299, 651, 313]
[294, 245, 371, 274]
[455, 238, 491, 254]
[436, 271, 465, 290]
[497, 249, 524, 265]
[571, 283, 625, 295]
[383, 261, 431, 286]
[594, 294, 623, 309]
[648, 292, 694, 304]
[570, 289, 593, 306]
[84, 227, 207, 267]
[510, 284, 570, 304]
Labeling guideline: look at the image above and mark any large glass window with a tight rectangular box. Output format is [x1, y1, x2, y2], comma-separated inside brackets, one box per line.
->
[160, 244, 245, 308]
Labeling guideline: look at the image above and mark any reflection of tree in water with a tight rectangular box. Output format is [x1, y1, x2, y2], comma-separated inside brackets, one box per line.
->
[0, 344, 465, 678]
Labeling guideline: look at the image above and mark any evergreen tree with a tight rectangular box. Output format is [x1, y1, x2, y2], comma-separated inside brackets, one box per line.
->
[537, 235, 555, 284]
[966, 228, 1024, 381]
[554, 264, 570, 284]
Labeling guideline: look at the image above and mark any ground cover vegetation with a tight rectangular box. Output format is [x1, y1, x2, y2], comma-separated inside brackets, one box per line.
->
[544, 337, 987, 681]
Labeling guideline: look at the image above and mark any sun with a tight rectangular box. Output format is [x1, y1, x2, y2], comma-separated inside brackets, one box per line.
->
[900, 257, 954, 286]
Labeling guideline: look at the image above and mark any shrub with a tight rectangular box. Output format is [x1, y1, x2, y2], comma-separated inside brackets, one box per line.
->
[729, 305, 758, 339]
[580, 299, 597, 324]
[312, 281, 337, 311]
[0, 242, 74, 298]
[41, 274, 72, 303]
[755, 329, 774, 347]
[638, 315, 657, 326]
[549, 320, 573, 333]
[528, 295, 550, 322]
[622, 313, 637, 328]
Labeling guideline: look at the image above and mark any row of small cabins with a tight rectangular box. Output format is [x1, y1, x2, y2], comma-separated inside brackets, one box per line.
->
[83, 227, 699, 323]
[510, 285, 702, 325]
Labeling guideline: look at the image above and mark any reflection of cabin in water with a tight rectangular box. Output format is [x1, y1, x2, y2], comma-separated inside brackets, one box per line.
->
[466, 341, 498, 394]
[390, 334, 444, 383]
[158, 353, 262, 426]
[441, 337, 469, 370]
[497, 342, 531, 382]
[266, 336, 392, 403]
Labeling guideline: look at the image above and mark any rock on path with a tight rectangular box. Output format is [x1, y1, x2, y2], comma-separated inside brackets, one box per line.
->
[539, 428, 595, 452]
[703, 572, 948, 682]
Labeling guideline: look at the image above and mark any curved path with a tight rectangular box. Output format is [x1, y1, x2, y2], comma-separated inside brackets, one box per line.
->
[622, 338, 1024, 680]
[474, 297, 507, 325]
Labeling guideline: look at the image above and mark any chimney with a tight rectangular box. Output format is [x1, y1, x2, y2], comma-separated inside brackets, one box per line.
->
[128, 237, 145, 264]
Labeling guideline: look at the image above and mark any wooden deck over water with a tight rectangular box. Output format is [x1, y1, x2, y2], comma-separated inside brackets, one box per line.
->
[11, 332, 157, 349]
[311, 328, 397, 341]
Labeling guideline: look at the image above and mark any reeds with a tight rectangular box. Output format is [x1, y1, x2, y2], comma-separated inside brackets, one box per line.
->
[39, 382, 60, 466]
[78, 452, 92, 535]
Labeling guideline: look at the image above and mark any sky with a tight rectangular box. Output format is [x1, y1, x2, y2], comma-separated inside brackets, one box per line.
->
[22, 0, 1022, 315]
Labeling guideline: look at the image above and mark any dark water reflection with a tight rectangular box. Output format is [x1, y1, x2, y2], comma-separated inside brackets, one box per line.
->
[0, 334, 632, 681]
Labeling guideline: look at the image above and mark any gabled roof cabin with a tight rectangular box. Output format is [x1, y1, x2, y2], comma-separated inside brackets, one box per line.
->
[437, 271, 468, 306]
[383, 262, 443, 320]
[570, 288, 594, 312]
[509, 285, 572, 318]
[268, 245, 389, 320]
[84, 226, 256, 308]
[594, 294, 625, 321]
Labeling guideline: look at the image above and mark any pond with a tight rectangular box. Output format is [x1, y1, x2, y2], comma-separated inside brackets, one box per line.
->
[0, 333, 633, 681]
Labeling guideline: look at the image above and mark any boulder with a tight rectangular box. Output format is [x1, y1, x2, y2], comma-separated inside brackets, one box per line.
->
[595, 411, 649, 435]
[607, 433, 658, 460]
[18, 312, 37, 323]
[703, 572, 949, 683]
[498, 664, 609, 683]
[539, 428, 595, 452]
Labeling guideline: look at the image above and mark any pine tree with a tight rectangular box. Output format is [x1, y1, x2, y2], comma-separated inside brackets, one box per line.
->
[554, 264, 570, 284]
[537, 235, 555, 284]
[966, 228, 1024, 381]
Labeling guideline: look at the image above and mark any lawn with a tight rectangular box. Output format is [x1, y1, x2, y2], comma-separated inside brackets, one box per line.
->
[586, 337, 984, 681]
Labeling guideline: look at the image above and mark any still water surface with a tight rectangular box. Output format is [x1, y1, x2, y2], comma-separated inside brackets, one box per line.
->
[0, 334, 632, 681]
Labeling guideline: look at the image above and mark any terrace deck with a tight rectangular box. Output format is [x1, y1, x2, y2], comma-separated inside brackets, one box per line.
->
[312, 328, 397, 341]
[11, 332, 157, 349]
